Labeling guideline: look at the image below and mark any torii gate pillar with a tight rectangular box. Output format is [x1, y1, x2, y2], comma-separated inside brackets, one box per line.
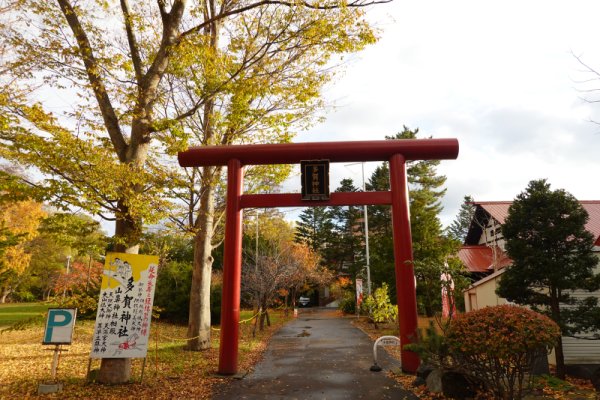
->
[219, 158, 244, 374]
[178, 139, 459, 375]
[389, 153, 419, 370]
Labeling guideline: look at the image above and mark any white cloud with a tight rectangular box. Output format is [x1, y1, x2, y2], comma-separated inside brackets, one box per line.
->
[288, 0, 600, 229]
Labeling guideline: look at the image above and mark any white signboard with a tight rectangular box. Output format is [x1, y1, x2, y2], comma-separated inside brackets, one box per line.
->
[90, 253, 159, 359]
[43, 308, 77, 344]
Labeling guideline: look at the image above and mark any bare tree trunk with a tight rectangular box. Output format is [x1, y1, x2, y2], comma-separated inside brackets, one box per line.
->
[186, 171, 217, 350]
[252, 305, 262, 337]
[550, 291, 566, 380]
[555, 337, 566, 379]
[259, 297, 270, 330]
[86, 253, 93, 292]
[265, 308, 271, 327]
[259, 307, 265, 331]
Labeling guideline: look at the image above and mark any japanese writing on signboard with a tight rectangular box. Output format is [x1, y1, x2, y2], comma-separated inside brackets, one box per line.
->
[300, 160, 330, 200]
[90, 253, 159, 359]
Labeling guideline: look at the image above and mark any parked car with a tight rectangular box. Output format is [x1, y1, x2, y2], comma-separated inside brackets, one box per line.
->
[298, 296, 310, 307]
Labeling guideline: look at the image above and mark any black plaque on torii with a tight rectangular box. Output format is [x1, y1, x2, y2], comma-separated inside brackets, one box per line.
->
[300, 160, 330, 200]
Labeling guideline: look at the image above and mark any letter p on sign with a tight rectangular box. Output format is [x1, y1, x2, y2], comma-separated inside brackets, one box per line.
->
[43, 308, 77, 345]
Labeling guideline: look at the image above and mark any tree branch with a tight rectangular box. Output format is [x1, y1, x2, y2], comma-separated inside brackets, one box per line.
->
[179, 0, 391, 43]
[157, 0, 168, 18]
[55, 0, 128, 162]
[120, 0, 144, 85]
[139, 0, 186, 113]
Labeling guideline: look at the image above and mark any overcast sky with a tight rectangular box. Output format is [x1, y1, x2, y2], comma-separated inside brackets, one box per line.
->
[284, 0, 600, 227]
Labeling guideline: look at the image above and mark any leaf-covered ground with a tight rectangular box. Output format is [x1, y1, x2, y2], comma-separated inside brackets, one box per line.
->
[3, 308, 597, 399]
[352, 317, 598, 400]
[0, 309, 291, 399]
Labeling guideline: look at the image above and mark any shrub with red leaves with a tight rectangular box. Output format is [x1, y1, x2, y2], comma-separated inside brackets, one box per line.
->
[446, 305, 560, 400]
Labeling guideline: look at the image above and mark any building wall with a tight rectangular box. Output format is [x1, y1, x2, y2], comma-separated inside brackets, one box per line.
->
[463, 270, 508, 312]
[477, 218, 506, 250]
[560, 260, 600, 364]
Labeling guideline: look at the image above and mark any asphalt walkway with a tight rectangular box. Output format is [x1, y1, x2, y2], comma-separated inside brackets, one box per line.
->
[212, 308, 418, 400]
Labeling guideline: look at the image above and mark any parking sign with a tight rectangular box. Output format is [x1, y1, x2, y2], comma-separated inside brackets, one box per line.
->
[43, 308, 77, 345]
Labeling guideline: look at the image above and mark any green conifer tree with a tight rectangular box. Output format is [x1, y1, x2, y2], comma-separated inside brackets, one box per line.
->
[446, 195, 475, 242]
[367, 127, 459, 316]
[497, 179, 600, 379]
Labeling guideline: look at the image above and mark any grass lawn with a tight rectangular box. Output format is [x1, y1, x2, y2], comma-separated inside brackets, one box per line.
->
[0, 302, 56, 327]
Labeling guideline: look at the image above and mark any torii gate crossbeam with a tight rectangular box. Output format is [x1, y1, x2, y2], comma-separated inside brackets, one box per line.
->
[178, 139, 459, 375]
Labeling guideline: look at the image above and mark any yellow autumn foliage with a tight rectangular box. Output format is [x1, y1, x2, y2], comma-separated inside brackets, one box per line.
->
[0, 200, 46, 275]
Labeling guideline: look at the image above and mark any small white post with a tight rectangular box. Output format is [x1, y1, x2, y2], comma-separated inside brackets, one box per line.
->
[50, 345, 60, 381]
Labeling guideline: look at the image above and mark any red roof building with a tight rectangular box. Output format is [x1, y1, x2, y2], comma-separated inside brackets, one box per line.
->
[459, 200, 600, 276]
[458, 245, 512, 274]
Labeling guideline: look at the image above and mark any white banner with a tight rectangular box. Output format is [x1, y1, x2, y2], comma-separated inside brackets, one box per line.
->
[90, 253, 159, 359]
[356, 278, 363, 307]
[441, 271, 456, 318]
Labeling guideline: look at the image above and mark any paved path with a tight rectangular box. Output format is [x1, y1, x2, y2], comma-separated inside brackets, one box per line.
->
[212, 308, 417, 400]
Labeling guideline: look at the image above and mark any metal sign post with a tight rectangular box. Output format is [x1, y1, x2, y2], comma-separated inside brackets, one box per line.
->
[38, 308, 77, 394]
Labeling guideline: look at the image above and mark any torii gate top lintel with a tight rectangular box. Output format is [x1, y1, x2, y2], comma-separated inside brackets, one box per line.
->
[178, 138, 459, 167]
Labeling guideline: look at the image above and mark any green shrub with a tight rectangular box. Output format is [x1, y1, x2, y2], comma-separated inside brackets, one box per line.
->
[446, 305, 560, 400]
[13, 290, 36, 303]
[362, 283, 397, 327]
[56, 293, 98, 319]
[338, 291, 356, 314]
[210, 279, 222, 325]
[153, 260, 193, 322]
[405, 320, 452, 369]
[153, 261, 222, 325]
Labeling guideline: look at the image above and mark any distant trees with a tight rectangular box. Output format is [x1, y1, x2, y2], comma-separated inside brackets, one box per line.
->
[367, 128, 464, 316]
[243, 212, 331, 331]
[295, 207, 335, 255]
[496, 179, 600, 379]
[293, 127, 467, 317]
[295, 178, 364, 276]
[0, 200, 46, 303]
[366, 162, 394, 294]
[327, 179, 365, 276]
[38, 213, 107, 301]
[140, 233, 200, 323]
[0, 202, 108, 304]
[446, 195, 475, 242]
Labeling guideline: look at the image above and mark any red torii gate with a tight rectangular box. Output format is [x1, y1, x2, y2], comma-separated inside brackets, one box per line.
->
[178, 138, 459, 375]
